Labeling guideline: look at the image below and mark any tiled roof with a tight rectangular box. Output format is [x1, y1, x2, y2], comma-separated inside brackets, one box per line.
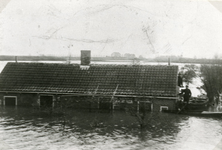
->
[0, 62, 178, 97]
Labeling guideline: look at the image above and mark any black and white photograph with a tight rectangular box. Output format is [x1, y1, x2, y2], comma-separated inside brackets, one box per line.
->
[0, 0, 222, 149]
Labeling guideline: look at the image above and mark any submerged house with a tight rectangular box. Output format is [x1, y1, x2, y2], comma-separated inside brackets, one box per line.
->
[0, 51, 179, 111]
[0, 63, 179, 111]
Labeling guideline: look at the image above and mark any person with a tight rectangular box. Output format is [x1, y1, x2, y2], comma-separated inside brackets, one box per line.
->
[181, 85, 192, 105]
[178, 73, 183, 87]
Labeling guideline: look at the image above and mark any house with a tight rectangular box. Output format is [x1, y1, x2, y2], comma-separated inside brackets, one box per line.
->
[0, 61, 179, 111]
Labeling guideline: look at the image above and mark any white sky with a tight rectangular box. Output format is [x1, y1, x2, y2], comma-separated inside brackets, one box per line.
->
[0, 0, 222, 58]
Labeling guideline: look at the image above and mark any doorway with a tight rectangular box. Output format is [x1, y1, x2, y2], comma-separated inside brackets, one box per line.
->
[139, 101, 152, 112]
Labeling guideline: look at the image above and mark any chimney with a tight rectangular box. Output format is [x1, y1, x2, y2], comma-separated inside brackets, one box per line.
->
[168, 57, 170, 66]
[81, 50, 91, 65]
[15, 56, 18, 63]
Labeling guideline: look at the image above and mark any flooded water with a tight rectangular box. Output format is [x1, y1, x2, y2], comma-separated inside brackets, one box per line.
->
[0, 107, 222, 150]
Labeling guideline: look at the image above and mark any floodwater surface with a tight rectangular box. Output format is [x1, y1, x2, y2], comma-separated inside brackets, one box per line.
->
[0, 107, 222, 150]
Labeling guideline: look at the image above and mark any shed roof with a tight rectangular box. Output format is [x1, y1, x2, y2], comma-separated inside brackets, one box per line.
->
[0, 62, 178, 97]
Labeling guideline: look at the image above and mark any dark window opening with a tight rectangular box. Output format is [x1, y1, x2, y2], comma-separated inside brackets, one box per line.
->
[99, 98, 112, 110]
[140, 102, 152, 112]
[40, 96, 53, 107]
[160, 106, 168, 111]
[178, 74, 183, 87]
[5, 97, 16, 106]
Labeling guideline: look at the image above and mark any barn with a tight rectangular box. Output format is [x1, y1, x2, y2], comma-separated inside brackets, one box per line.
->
[0, 61, 179, 112]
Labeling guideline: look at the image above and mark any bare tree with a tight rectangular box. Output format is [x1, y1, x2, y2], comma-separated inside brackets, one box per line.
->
[200, 64, 222, 104]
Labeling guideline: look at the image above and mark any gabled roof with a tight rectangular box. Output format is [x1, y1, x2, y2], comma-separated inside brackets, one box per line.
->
[0, 62, 178, 97]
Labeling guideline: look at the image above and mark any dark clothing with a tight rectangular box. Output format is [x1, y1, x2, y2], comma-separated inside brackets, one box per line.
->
[181, 89, 192, 103]
[178, 76, 183, 87]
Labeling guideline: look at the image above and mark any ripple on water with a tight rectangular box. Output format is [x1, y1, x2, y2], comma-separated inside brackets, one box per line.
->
[0, 108, 222, 150]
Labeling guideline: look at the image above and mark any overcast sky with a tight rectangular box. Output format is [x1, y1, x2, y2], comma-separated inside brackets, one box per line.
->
[0, 0, 222, 58]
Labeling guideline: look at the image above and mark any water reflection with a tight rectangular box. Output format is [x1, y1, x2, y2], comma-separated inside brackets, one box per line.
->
[0, 107, 222, 150]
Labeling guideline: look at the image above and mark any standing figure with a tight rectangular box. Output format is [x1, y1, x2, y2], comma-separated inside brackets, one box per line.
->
[178, 73, 183, 87]
[181, 85, 192, 105]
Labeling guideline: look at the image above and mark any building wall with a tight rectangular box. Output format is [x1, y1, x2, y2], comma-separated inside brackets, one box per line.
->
[0, 93, 38, 106]
[152, 98, 177, 111]
[58, 96, 93, 109]
[0, 92, 177, 112]
[113, 97, 136, 110]
[21, 93, 38, 106]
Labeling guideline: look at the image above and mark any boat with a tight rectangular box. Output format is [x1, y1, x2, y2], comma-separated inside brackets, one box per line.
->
[177, 98, 210, 112]
[163, 110, 222, 117]
[163, 98, 222, 117]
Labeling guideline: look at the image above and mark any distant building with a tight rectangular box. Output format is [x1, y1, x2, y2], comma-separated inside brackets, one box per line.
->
[124, 53, 135, 59]
[0, 62, 179, 111]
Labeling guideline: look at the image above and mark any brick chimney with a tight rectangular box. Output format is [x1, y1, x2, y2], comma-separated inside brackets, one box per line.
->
[81, 50, 91, 65]
[168, 57, 171, 66]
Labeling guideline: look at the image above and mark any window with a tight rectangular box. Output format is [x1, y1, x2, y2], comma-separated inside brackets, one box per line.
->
[160, 106, 168, 111]
[4, 96, 17, 106]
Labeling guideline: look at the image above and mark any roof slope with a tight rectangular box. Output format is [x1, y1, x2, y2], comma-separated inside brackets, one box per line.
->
[0, 62, 178, 97]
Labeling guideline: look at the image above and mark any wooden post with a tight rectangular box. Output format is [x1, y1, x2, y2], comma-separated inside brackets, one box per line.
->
[137, 99, 140, 113]
[37, 94, 40, 107]
[52, 96, 55, 108]
[112, 99, 114, 110]
[111, 84, 119, 110]
[98, 97, 100, 109]
[168, 57, 171, 66]
[3, 96, 5, 106]
[15, 56, 18, 63]
[93, 84, 100, 98]
[151, 97, 155, 112]
[151, 103, 153, 112]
